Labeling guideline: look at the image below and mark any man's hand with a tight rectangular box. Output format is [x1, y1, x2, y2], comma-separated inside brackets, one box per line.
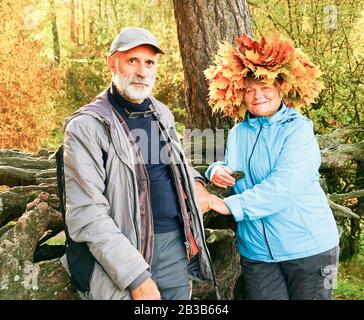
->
[210, 195, 231, 215]
[195, 181, 213, 214]
[211, 166, 235, 188]
[130, 278, 161, 300]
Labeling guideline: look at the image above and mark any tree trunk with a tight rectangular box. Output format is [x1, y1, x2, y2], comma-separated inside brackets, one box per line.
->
[0, 166, 38, 187]
[81, 0, 85, 45]
[70, 0, 76, 44]
[317, 127, 364, 171]
[173, 0, 253, 130]
[49, 0, 61, 65]
[340, 159, 364, 260]
[320, 140, 364, 170]
[0, 166, 56, 187]
[0, 156, 55, 170]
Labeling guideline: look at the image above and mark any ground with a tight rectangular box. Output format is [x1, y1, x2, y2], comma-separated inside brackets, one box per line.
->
[334, 255, 364, 300]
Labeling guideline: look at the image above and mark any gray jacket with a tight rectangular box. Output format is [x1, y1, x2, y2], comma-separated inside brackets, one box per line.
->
[60, 89, 216, 300]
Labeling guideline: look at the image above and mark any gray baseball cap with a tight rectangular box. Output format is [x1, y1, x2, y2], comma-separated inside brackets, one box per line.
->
[108, 27, 165, 56]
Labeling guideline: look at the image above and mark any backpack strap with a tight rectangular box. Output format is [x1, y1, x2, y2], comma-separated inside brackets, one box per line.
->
[55, 144, 66, 218]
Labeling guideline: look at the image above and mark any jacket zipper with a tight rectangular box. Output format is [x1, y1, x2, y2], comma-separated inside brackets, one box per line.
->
[109, 111, 154, 265]
[141, 164, 154, 266]
[153, 119, 193, 258]
[156, 122, 197, 260]
[248, 124, 274, 260]
[102, 119, 142, 254]
[169, 164, 192, 258]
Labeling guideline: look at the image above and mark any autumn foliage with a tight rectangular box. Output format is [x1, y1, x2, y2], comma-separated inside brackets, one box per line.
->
[0, 1, 61, 151]
[205, 33, 325, 120]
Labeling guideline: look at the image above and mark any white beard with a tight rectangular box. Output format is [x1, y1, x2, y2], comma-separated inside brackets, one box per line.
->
[113, 71, 156, 102]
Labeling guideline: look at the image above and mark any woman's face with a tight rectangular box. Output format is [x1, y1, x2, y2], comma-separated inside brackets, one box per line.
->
[244, 78, 282, 117]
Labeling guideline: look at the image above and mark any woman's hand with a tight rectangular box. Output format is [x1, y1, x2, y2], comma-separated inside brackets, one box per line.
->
[210, 195, 231, 215]
[211, 166, 235, 188]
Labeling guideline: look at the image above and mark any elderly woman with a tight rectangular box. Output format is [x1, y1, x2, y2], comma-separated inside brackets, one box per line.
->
[205, 33, 339, 300]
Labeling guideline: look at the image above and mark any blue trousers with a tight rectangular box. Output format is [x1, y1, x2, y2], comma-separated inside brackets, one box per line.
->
[240, 246, 339, 300]
[151, 229, 190, 300]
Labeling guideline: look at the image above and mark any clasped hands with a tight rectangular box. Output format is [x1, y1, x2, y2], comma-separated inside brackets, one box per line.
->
[195, 166, 236, 216]
[131, 167, 235, 300]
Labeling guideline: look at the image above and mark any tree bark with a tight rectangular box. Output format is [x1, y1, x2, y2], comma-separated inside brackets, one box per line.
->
[70, 0, 76, 44]
[49, 0, 61, 65]
[0, 150, 33, 158]
[0, 166, 56, 187]
[173, 0, 253, 130]
[320, 140, 364, 170]
[0, 166, 38, 187]
[192, 226, 241, 299]
[317, 127, 364, 170]
[0, 156, 55, 170]
[0, 185, 59, 227]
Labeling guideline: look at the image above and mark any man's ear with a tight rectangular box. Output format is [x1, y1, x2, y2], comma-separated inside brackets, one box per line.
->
[107, 55, 116, 74]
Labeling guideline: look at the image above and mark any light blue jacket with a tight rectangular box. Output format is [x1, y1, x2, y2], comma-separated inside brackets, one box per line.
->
[205, 103, 339, 262]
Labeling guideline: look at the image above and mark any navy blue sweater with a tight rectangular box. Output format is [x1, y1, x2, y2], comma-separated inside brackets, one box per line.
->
[108, 85, 182, 233]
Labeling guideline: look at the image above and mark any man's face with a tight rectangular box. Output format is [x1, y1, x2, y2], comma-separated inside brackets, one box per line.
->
[109, 45, 158, 104]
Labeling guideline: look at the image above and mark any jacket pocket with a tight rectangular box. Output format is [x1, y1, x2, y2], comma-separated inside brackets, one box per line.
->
[296, 211, 314, 237]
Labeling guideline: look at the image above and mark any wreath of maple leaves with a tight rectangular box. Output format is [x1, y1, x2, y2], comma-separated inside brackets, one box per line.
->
[204, 33, 325, 120]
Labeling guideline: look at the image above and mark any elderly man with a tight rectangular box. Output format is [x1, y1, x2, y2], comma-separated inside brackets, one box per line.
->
[60, 27, 218, 300]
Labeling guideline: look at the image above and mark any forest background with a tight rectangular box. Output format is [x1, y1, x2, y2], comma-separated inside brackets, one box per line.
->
[0, 0, 363, 299]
